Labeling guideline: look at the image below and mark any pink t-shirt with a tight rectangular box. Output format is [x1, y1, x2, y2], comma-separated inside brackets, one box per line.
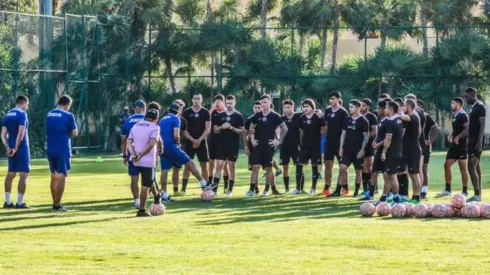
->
[128, 120, 160, 168]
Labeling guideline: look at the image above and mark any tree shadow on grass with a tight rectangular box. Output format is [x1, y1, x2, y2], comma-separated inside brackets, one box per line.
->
[0, 216, 132, 232]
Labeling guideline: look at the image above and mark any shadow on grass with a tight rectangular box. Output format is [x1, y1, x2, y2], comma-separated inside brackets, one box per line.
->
[0, 216, 132, 232]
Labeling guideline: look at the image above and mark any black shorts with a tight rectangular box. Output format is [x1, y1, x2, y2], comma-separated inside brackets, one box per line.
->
[340, 150, 363, 170]
[468, 139, 484, 159]
[298, 147, 322, 166]
[401, 148, 422, 174]
[208, 137, 218, 160]
[372, 150, 384, 173]
[251, 145, 275, 168]
[184, 140, 209, 162]
[384, 155, 401, 175]
[446, 144, 468, 160]
[364, 139, 375, 158]
[324, 142, 341, 161]
[280, 145, 299, 165]
[422, 143, 431, 164]
[136, 166, 155, 188]
[216, 144, 239, 162]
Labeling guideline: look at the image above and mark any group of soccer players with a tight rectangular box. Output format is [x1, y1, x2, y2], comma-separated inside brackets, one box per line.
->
[1, 87, 486, 216]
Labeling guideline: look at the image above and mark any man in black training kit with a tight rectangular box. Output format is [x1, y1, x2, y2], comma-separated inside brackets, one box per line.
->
[247, 95, 288, 198]
[437, 97, 469, 198]
[280, 100, 302, 194]
[322, 92, 349, 196]
[359, 98, 378, 197]
[292, 99, 327, 195]
[392, 97, 409, 202]
[244, 101, 262, 194]
[211, 95, 245, 198]
[378, 101, 404, 204]
[360, 99, 391, 201]
[208, 94, 226, 188]
[464, 88, 486, 202]
[330, 100, 369, 197]
[417, 99, 440, 200]
[181, 94, 211, 192]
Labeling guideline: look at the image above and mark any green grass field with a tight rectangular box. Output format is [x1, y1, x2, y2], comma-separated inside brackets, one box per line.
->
[0, 152, 489, 274]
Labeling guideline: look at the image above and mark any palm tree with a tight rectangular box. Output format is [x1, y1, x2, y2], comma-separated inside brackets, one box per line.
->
[311, 0, 334, 69]
[247, 0, 278, 38]
[330, 0, 340, 73]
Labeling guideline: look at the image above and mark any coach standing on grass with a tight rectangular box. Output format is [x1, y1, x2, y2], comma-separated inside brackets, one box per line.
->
[46, 95, 78, 212]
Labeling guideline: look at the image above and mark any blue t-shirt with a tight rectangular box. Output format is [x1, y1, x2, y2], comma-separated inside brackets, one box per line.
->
[121, 114, 145, 137]
[159, 113, 181, 145]
[2, 108, 29, 151]
[46, 109, 77, 155]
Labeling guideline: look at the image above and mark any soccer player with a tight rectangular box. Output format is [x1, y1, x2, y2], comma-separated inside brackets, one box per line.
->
[417, 99, 440, 199]
[244, 101, 262, 194]
[392, 97, 409, 201]
[181, 94, 211, 191]
[322, 92, 349, 196]
[359, 98, 378, 197]
[1, 95, 30, 209]
[378, 101, 404, 204]
[292, 99, 326, 195]
[121, 100, 146, 208]
[330, 100, 369, 197]
[280, 100, 301, 194]
[247, 95, 288, 198]
[127, 109, 162, 217]
[211, 95, 245, 197]
[405, 94, 426, 192]
[46, 95, 78, 212]
[208, 94, 226, 185]
[437, 97, 469, 198]
[160, 103, 209, 194]
[172, 99, 187, 196]
[464, 88, 486, 202]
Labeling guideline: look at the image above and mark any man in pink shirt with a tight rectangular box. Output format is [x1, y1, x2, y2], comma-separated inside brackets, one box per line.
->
[127, 109, 161, 217]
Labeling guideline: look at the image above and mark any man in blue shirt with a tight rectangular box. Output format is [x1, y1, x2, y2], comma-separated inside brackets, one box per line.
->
[46, 95, 78, 212]
[159, 103, 208, 198]
[121, 100, 146, 209]
[1, 95, 30, 209]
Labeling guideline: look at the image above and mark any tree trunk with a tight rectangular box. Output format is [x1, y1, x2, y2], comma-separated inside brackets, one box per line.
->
[320, 28, 328, 69]
[299, 34, 305, 57]
[387, 77, 395, 95]
[421, 3, 429, 58]
[260, 0, 268, 39]
[330, 0, 339, 73]
[164, 58, 176, 94]
[381, 33, 387, 49]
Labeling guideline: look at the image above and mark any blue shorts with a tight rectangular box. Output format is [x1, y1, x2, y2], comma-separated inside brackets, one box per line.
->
[160, 144, 191, 171]
[320, 136, 327, 155]
[128, 160, 139, 176]
[8, 150, 30, 173]
[48, 152, 71, 176]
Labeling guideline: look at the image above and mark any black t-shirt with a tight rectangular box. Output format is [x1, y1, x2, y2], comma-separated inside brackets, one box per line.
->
[210, 110, 226, 139]
[424, 114, 435, 141]
[182, 107, 210, 139]
[179, 116, 188, 145]
[468, 101, 486, 143]
[298, 114, 326, 148]
[451, 111, 469, 145]
[251, 111, 284, 145]
[416, 108, 426, 145]
[216, 111, 245, 146]
[245, 115, 254, 149]
[403, 113, 421, 150]
[376, 117, 390, 144]
[385, 117, 404, 158]
[282, 113, 302, 146]
[342, 116, 369, 152]
[364, 112, 378, 143]
[324, 107, 349, 143]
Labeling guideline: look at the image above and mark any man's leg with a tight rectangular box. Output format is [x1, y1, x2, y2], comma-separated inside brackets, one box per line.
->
[422, 163, 429, 191]
[283, 163, 290, 192]
[50, 173, 58, 205]
[182, 166, 191, 192]
[477, 161, 482, 190]
[208, 159, 215, 184]
[200, 162, 209, 185]
[137, 186, 150, 215]
[4, 172, 16, 207]
[467, 157, 480, 197]
[311, 165, 320, 193]
[353, 168, 363, 197]
[295, 164, 304, 193]
[331, 164, 348, 196]
[184, 161, 207, 187]
[223, 161, 229, 192]
[159, 170, 170, 201]
[362, 157, 373, 195]
[458, 159, 470, 196]
[212, 159, 226, 193]
[247, 165, 261, 197]
[408, 173, 421, 202]
[227, 161, 236, 194]
[54, 174, 66, 207]
[379, 173, 392, 202]
[418, 155, 424, 191]
[323, 160, 333, 192]
[16, 172, 28, 207]
[172, 167, 180, 193]
[437, 159, 455, 197]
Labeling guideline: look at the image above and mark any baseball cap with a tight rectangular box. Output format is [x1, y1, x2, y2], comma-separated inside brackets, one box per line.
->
[134, 100, 146, 109]
[169, 103, 180, 113]
[145, 109, 159, 120]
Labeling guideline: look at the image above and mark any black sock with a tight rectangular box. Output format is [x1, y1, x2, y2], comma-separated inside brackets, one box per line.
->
[412, 195, 420, 202]
[228, 180, 235, 192]
[445, 183, 451, 192]
[462, 186, 468, 194]
[212, 177, 220, 192]
[369, 184, 376, 197]
[154, 195, 161, 204]
[283, 176, 290, 191]
[380, 194, 387, 202]
[173, 186, 178, 193]
[398, 174, 409, 196]
[312, 166, 319, 190]
[272, 184, 279, 192]
[208, 177, 213, 184]
[333, 184, 342, 194]
[255, 186, 260, 194]
[362, 172, 370, 192]
[393, 194, 400, 203]
[301, 177, 305, 191]
[182, 179, 188, 192]
[354, 183, 361, 194]
[296, 165, 304, 191]
[344, 184, 349, 191]
[249, 183, 255, 192]
[264, 184, 270, 192]
[223, 176, 229, 190]
[475, 189, 481, 196]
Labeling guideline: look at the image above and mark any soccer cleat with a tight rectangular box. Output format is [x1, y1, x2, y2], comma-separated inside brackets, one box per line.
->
[291, 189, 303, 195]
[322, 189, 331, 197]
[52, 205, 68, 212]
[387, 192, 394, 200]
[308, 189, 316, 196]
[342, 189, 349, 196]
[353, 190, 359, 197]
[3, 202, 15, 209]
[275, 169, 283, 177]
[173, 191, 185, 197]
[420, 193, 427, 200]
[245, 191, 255, 198]
[254, 188, 260, 195]
[360, 191, 369, 197]
[359, 195, 374, 201]
[435, 190, 452, 198]
[135, 204, 140, 210]
[225, 191, 233, 198]
[400, 196, 409, 203]
[284, 189, 289, 195]
[262, 192, 270, 198]
[272, 190, 282, 196]
[467, 195, 481, 202]
[136, 210, 150, 217]
[15, 203, 31, 209]
[461, 192, 468, 198]
[408, 200, 420, 205]
[329, 191, 342, 197]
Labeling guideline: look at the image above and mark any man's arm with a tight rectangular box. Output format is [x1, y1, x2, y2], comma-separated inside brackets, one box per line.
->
[249, 122, 257, 146]
[173, 128, 180, 144]
[399, 114, 410, 122]
[382, 133, 392, 160]
[477, 117, 486, 145]
[121, 135, 128, 155]
[230, 126, 245, 135]
[339, 130, 346, 154]
[199, 120, 211, 142]
[455, 122, 469, 143]
[71, 129, 79, 137]
[184, 130, 195, 142]
[138, 138, 158, 158]
[126, 138, 135, 156]
[370, 125, 377, 138]
[277, 123, 288, 144]
[299, 128, 304, 146]
[428, 124, 440, 144]
[1, 127, 8, 149]
[361, 132, 369, 150]
[13, 125, 26, 151]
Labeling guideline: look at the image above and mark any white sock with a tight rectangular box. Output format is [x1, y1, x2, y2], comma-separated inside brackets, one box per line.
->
[421, 186, 428, 193]
[17, 193, 24, 205]
[5, 192, 11, 204]
[161, 191, 169, 200]
[199, 179, 207, 187]
[134, 198, 140, 207]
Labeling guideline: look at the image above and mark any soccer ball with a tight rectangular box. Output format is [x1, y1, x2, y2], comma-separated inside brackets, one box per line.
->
[426, 204, 434, 217]
[150, 203, 166, 216]
[480, 204, 490, 219]
[360, 203, 376, 217]
[444, 204, 456, 217]
[432, 204, 447, 218]
[201, 189, 215, 202]
[376, 202, 391, 217]
[450, 194, 466, 210]
[404, 203, 415, 218]
[414, 204, 429, 218]
[391, 203, 406, 218]
[463, 203, 481, 218]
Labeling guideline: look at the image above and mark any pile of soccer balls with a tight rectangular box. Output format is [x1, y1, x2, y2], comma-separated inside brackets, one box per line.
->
[360, 194, 490, 219]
